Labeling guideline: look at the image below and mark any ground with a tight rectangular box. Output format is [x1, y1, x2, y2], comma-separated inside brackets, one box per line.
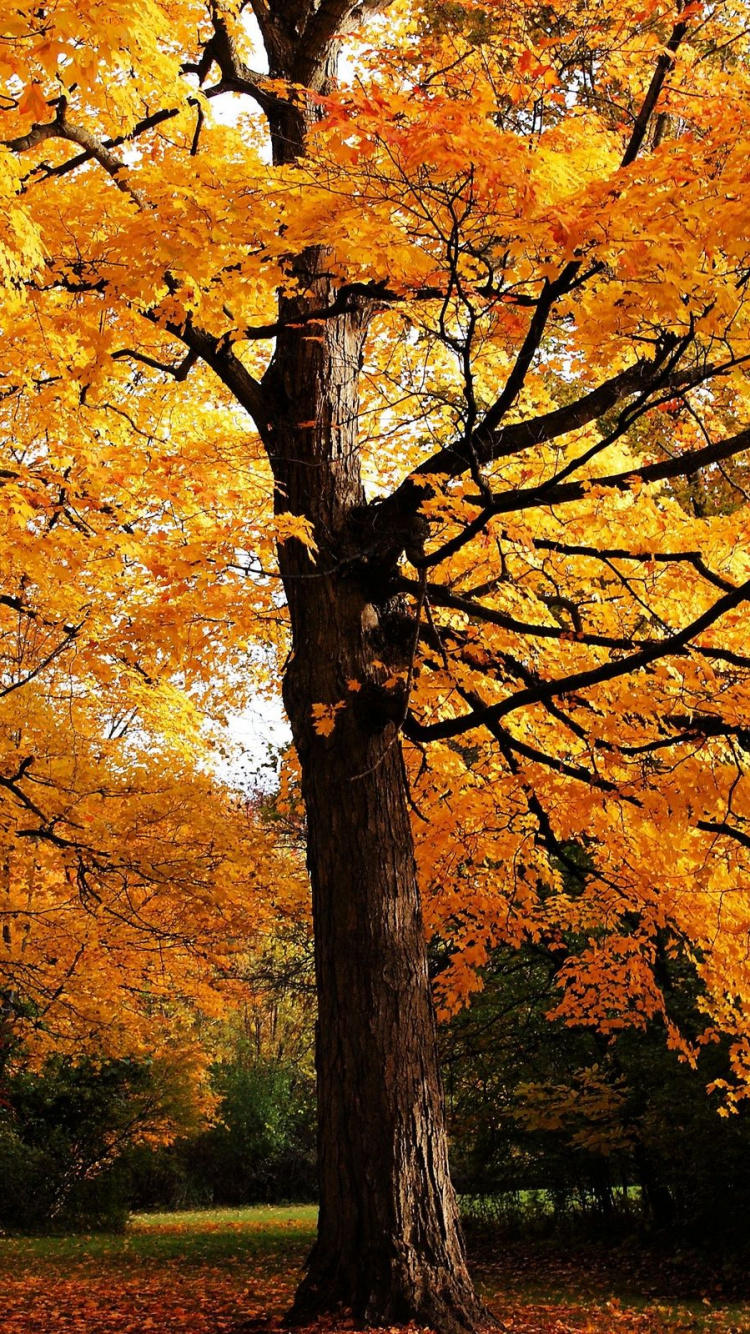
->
[1, 1205, 748, 1334]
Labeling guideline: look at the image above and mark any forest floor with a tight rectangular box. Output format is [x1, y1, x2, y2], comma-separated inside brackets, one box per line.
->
[1, 1204, 748, 1334]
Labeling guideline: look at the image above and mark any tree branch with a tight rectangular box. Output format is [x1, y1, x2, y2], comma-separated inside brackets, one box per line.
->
[697, 820, 750, 851]
[111, 348, 198, 381]
[207, 12, 291, 111]
[530, 539, 737, 595]
[4, 98, 146, 207]
[411, 348, 748, 484]
[400, 575, 636, 648]
[164, 319, 267, 422]
[485, 422, 750, 516]
[621, 7, 691, 167]
[419, 420, 750, 569]
[404, 576, 750, 742]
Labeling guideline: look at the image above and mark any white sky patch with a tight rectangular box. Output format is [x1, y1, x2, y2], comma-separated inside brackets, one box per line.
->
[213, 692, 291, 793]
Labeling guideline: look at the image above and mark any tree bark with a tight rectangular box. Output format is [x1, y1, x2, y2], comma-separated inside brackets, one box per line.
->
[288, 685, 484, 1331]
[257, 247, 485, 1331]
[247, 13, 488, 1325]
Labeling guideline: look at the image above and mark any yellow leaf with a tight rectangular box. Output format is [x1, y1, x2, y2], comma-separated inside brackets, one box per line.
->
[18, 84, 49, 122]
[311, 702, 345, 736]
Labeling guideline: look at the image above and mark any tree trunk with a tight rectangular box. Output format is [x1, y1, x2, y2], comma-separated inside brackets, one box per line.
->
[289, 698, 483, 1332]
[245, 24, 488, 1321]
[257, 242, 485, 1328]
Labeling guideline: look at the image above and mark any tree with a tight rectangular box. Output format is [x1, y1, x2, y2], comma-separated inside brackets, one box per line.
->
[439, 936, 750, 1239]
[0, 153, 305, 1065]
[4, 0, 750, 1328]
[0, 408, 304, 1068]
[0, 1052, 204, 1230]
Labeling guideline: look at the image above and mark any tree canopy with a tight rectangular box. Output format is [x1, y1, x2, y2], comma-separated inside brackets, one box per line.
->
[4, 0, 750, 1323]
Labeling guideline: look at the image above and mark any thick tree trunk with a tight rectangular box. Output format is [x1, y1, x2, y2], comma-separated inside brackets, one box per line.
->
[246, 24, 488, 1321]
[289, 701, 483, 1332]
[258, 252, 485, 1328]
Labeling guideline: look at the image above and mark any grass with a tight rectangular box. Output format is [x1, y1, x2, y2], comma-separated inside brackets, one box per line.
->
[0, 1204, 748, 1333]
[0, 1203, 317, 1267]
[133, 1204, 319, 1229]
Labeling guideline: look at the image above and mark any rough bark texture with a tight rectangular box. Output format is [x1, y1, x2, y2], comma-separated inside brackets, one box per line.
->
[249, 9, 488, 1327]
[259, 269, 484, 1332]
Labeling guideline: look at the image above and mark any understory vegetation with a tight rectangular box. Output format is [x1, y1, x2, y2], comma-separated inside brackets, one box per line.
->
[3, 938, 750, 1255]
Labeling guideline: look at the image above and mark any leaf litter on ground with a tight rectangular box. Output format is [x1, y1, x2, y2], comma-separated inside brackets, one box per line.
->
[2, 1208, 749, 1334]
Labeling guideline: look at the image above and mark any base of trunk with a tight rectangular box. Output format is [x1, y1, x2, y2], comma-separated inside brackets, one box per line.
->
[286, 1239, 491, 1334]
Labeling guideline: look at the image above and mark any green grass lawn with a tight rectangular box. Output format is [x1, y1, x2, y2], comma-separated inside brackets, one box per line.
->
[0, 1204, 748, 1333]
[0, 1203, 317, 1268]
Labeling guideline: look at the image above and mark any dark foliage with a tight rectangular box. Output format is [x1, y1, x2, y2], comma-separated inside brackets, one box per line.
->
[0, 1057, 168, 1231]
[441, 938, 750, 1245]
[0, 1046, 315, 1230]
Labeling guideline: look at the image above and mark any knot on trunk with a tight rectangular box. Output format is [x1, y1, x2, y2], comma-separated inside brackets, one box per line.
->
[349, 595, 417, 734]
[342, 488, 430, 599]
[350, 677, 409, 734]
[368, 597, 417, 670]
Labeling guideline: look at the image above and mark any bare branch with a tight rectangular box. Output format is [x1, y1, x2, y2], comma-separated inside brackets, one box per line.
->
[486, 422, 750, 515]
[697, 820, 750, 851]
[531, 539, 737, 595]
[208, 12, 291, 111]
[400, 575, 636, 648]
[412, 346, 750, 485]
[164, 320, 267, 423]
[112, 348, 198, 381]
[621, 7, 691, 167]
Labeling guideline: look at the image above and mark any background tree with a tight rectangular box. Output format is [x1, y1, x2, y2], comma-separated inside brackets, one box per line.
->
[5, 0, 750, 1329]
[440, 937, 750, 1242]
[0, 1052, 203, 1231]
[0, 278, 305, 1061]
[0, 929, 317, 1232]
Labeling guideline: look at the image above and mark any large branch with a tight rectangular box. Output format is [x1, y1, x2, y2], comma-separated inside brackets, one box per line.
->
[453, 681, 626, 795]
[411, 263, 585, 482]
[163, 319, 267, 423]
[619, 715, 750, 756]
[206, 12, 290, 111]
[361, 354, 736, 574]
[401, 575, 637, 648]
[419, 421, 750, 568]
[489, 423, 750, 515]
[621, 6, 691, 168]
[25, 106, 183, 184]
[414, 357, 653, 479]
[696, 820, 750, 851]
[111, 348, 198, 381]
[390, 2, 699, 498]
[412, 347, 748, 485]
[531, 539, 736, 594]
[293, 0, 392, 86]
[4, 98, 146, 207]
[404, 576, 750, 742]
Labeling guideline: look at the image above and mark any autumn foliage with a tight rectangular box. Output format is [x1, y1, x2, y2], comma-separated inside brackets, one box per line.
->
[2, 0, 750, 1060]
[5, 0, 750, 1316]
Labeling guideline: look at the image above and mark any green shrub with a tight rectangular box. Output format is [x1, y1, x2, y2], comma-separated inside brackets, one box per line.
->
[0, 1055, 199, 1232]
[130, 1047, 316, 1210]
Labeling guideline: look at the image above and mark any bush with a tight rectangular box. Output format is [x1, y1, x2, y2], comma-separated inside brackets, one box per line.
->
[130, 1046, 316, 1210]
[0, 1056, 194, 1231]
